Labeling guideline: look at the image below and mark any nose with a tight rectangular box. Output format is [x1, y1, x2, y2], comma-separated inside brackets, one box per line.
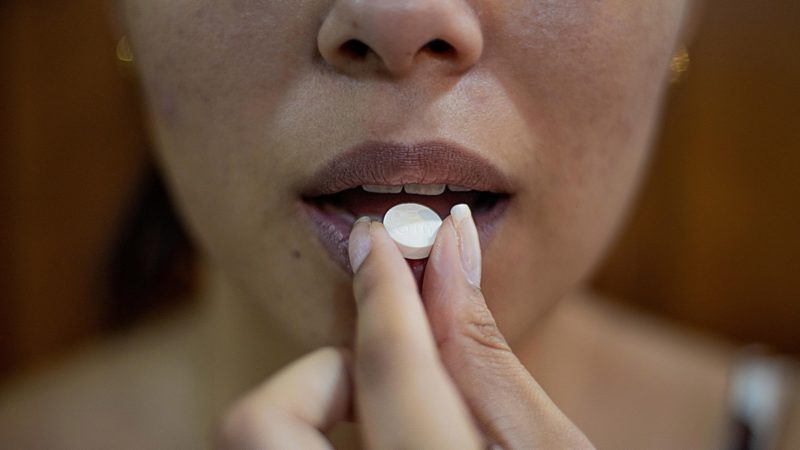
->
[317, 0, 484, 78]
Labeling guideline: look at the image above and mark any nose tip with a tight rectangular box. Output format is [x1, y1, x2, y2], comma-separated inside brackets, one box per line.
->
[317, 0, 484, 78]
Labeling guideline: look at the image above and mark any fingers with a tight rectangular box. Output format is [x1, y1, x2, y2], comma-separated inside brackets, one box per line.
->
[215, 347, 352, 450]
[349, 218, 484, 450]
[423, 205, 594, 449]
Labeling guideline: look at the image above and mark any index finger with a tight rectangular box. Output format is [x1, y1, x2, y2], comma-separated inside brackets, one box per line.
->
[348, 218, 483, 450]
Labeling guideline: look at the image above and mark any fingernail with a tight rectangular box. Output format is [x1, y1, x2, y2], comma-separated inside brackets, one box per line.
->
[450, 204, 481, 287]
[348, 216, 372, 274]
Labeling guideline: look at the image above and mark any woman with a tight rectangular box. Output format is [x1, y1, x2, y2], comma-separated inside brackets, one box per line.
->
[1, 0, 797, 448]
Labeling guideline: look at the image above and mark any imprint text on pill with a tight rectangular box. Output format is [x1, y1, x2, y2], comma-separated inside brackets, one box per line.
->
[383, 203, 443, 260]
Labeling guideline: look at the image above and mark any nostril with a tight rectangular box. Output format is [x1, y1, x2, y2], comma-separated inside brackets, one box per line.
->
[423, 39, 455, 56]
[317, 0, 484, 78]
[340, 39, 370, 59]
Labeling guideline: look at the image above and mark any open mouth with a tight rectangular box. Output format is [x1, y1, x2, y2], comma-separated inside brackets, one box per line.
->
[309, 184, 507, 221]
[298, 141, 513, 287]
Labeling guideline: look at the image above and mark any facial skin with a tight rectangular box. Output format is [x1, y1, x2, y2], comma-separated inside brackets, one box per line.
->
[118, 0, 692, 352]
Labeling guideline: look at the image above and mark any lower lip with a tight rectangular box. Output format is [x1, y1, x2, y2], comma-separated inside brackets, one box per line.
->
[299, 197, 510, 288]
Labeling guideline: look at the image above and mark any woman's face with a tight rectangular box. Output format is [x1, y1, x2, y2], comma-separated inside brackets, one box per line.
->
[119, 0, 692, 349]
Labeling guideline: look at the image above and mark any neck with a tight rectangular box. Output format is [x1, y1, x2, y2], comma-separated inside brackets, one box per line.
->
[195, 260, 306, 430]
[511, 288, 607, 406]
[193, 258, 602, 439]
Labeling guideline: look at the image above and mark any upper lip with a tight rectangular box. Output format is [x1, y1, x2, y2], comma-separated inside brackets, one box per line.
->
[301, 140, 514, 197]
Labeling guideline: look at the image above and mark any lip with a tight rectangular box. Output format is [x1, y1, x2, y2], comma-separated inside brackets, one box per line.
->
[301, 140, 514, 197]
[298, 139, 514, 285]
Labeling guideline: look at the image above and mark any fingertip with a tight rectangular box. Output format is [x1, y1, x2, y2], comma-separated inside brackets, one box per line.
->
[360, 220, 415, 274]
[348, 217, 373, 274]
[367, 221, 394, 247]
[351, 218, 419, 307]
[423, 215, 463, 292]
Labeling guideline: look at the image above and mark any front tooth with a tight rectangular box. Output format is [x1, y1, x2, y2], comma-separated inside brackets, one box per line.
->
[447, 185, 472, 192]
[362, 185, 403, 193]
[404, 184, 446, 195]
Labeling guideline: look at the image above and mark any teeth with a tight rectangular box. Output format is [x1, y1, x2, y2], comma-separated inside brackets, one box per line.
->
[404, 184, 446, 195]
[447, 185, 472, 192]
[360, 184, 472, 195]
[362, 185, 403, 193]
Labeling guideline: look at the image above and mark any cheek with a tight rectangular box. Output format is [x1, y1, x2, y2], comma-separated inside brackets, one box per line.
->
[127, 0, 327, 134]
[126, 0, 318, 258]
[126, 1, 362, 347]
[478, 1, 685, 338]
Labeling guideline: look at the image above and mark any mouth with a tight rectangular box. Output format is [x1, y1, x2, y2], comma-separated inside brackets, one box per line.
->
[299, 140, 513, 287]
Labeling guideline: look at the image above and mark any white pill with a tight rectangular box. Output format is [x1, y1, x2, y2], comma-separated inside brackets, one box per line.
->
[383, 203, 443, 260]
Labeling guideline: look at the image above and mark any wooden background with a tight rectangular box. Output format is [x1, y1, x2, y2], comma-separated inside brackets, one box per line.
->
[593, 1, 800, 352]
[1, 0, 798, 379]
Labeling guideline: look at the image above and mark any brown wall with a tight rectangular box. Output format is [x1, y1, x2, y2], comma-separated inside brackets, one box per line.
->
[0, 0, 148, 375]
[1, 0, 798, 378]
[592, 1, 800, 350]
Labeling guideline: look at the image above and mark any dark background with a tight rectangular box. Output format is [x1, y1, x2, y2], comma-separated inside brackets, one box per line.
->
[1, 0, 798, 379]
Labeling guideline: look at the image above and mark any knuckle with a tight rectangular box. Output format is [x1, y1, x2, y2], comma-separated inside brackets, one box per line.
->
[456, 299, 512, 355]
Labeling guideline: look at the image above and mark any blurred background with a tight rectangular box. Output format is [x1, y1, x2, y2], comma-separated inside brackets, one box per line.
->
[0, 0, 798, 381]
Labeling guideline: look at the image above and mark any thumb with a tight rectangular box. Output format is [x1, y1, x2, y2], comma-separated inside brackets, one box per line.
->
[422, 205, 592, 449]
[423, 204, 521, 374]
[422, 205, 516, 360]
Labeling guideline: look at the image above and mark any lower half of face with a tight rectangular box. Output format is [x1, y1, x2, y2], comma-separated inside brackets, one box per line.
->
[121, 0, 690, 350]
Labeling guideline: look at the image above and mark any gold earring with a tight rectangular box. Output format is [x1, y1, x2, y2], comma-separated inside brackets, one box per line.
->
[669, 45, 690, 84]
[116, 35, 137, 80]
[116, 35, 135, 63]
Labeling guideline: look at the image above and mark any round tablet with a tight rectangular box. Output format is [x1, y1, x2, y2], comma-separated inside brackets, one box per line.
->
[383, 203, 443, 260]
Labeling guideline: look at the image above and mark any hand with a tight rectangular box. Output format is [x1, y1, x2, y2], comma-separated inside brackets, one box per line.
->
[216, 205, 594, 449]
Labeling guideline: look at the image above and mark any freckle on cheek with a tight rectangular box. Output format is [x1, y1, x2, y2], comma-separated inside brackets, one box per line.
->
[292, 250, 302, 259]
